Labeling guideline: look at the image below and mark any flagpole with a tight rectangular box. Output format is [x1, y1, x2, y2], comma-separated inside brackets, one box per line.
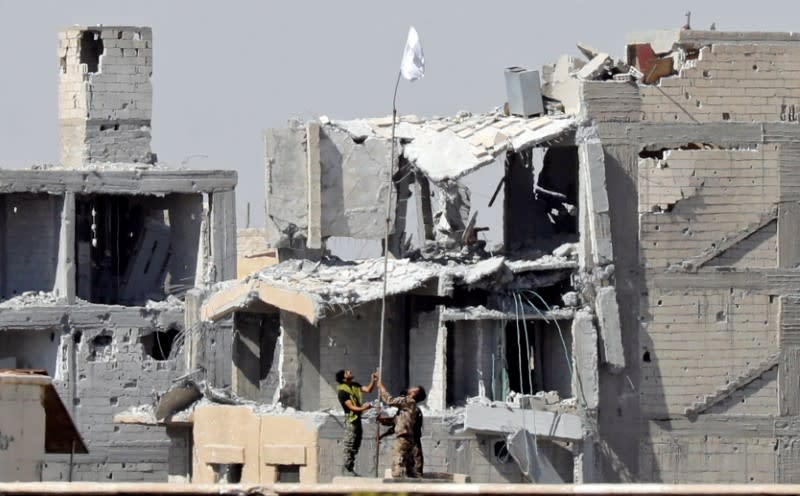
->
[375, 69, 402, 478]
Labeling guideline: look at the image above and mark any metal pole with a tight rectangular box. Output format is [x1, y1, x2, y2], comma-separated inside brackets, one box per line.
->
[68, 439, 75, 482]
[375, 70, 402, 478]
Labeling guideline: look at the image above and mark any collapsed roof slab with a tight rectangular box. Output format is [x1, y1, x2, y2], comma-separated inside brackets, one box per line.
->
[331, 113, 576, 183]
[200, 254, 578, 325]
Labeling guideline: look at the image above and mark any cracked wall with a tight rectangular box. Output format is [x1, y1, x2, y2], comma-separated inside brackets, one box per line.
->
[601, 29, 800, 483]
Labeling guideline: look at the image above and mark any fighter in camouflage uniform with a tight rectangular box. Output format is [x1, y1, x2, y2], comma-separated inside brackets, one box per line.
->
[336, 369, 377, 475]
[379, 382, 427, 478]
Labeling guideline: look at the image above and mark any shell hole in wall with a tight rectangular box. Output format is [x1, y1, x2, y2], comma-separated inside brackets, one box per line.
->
[87, 334, 113, 362]
[140, 328, 179, 361]
[493, 440, 512, 463]
[79, 31, 104, 73]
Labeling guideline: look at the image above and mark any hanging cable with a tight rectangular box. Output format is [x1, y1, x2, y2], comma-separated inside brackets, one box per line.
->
[516, 292, 535, 395]
[512, 291, 524, 396]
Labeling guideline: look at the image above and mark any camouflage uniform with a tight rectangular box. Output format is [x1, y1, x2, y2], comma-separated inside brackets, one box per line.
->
[381, 389, 423, 478]
[342, 418, 362, 472]
[338, 382, 364, 473]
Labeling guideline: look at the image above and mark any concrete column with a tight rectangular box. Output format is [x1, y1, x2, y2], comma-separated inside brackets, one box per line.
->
[430, 310, 448, 411]
[415, 173, 434, 243]
[578, 140, 613, 266]
[595, 286, 625, 373]
[53, 192, 76, 304]
[232, 312, 262, 401]
[184, 289, 204, 371]
[210, 190, 237, 282]
[0, 196, 5, 298]
[306, 121, 322, 249]
[572, 308, 599, 410]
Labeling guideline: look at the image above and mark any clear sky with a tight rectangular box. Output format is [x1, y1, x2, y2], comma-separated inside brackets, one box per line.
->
[1, 0, 797, 227]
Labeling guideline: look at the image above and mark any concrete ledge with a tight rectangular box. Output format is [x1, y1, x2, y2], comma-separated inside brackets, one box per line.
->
[463, 404, 582, 441]
[5, 483, 800, 495]
[0, 169, 236, 195]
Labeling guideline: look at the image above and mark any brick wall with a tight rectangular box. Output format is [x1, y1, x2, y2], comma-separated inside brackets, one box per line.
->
[640, 289, 778, 416]
[43, 325, 181, 482]
[640, 43, 800, 124]
[640, 433, 776, 483]
[638, 147, 779, 268]
[315, 299, 405, 411]
[58, 26, 153, 166]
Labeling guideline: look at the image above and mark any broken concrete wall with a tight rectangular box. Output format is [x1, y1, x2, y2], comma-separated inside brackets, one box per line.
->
[0, 194, 62, 299]
[504, 146, 579, 254]
[319, 125, 392, 241]
[58, 27, 154, 167]
[597, 31, 800, 483]
[265, 124, 309, 249]
[638, 147, 778, 270]
[0, 377, 47, 481]
[164, 194, 204, 297]
[408, 305, 447, 410]
[232, 312, 281, 403]
[638, 36, 800, 124]
[578, 81, 643, 482]
[276, 298, 405, 411]
[446, 319, 502, 405]
[22, 309, 187, 482]
[317, 298, 405, 410]
[264, 121, 393, 251]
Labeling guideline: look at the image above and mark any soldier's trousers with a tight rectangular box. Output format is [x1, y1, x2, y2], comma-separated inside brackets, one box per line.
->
[392, 435, 423, 478]
[343, 419, 362, 471]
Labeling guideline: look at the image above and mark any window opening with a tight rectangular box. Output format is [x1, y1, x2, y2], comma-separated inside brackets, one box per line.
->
[79, 31, 104, 73]
[276, 465, 301, 482]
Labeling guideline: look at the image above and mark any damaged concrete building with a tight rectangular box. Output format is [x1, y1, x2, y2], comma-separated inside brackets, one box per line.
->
[194, 78, 618, 482]
[5, 23, 800, 485]
[0, 26, 236, 481]
[190, 27, 800, 484]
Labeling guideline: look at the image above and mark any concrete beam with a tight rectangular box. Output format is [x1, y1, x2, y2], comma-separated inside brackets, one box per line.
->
[594, 287, 625, 373]
[415, 173, 434, 242]
[0, 305, 183, 331]
[200, 279, 319, 325]
[210, 191, 237, 282]
[572, 308, 599, 410]
[463, 404, 582, 441]
[306, 121, 323, 249]
[0, 170, 236, 195]
[52, 193, 75, 304]
[578, 141, 613, 266]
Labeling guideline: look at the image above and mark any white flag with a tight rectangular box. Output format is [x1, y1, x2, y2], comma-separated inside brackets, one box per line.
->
[400, 26, 424, 81]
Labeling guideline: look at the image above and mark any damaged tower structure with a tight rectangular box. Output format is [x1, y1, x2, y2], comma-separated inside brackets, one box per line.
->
[191, 27, 800, 484]
[0, 26, 236, 481]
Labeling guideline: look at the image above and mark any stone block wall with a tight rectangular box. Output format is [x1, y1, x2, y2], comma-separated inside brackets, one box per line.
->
[58, 26, 153, 167]
[41, 321, 183, 481]
[640, 43, 800, 124]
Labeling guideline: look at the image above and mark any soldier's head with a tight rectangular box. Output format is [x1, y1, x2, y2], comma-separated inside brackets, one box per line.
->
[335, 369, 354, 384]
[407, 385, 427, 403]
